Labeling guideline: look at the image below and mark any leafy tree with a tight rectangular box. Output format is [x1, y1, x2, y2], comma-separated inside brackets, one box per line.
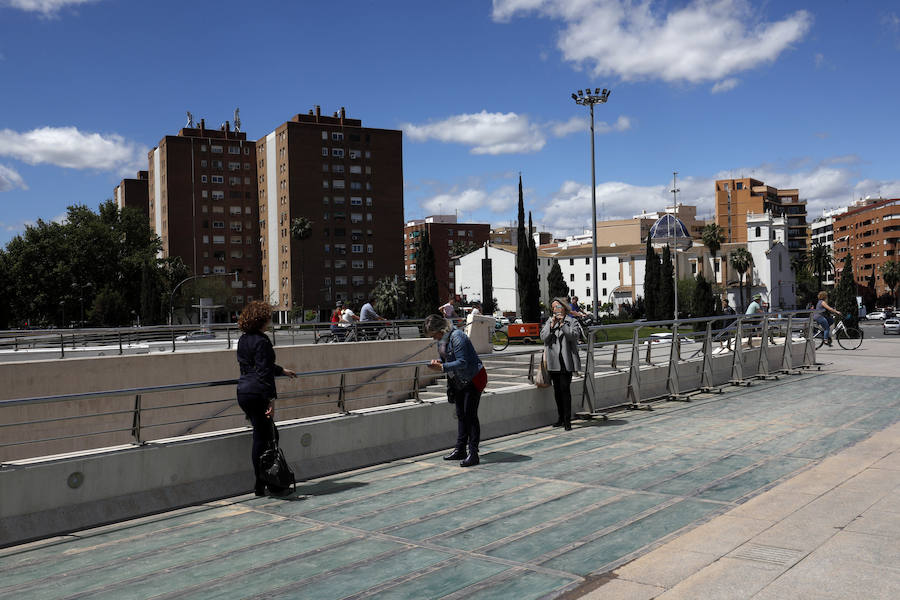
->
[832, 255, 858, 328]
[692, 273, 715, 319]
[729, 247, 754, 311]
[290, 216, 313, 317]
[450, 240, 480, 257]
[807, 242, 834, 292]
[547, 261, 569, 302]
[643, 236, 659, 321]
[413, 231, 439, 317]
[140, 260, 164, 325]
[881, 260, 900, 308]
[791, 254, 817, 308]
[676, 276, 696, 318]
[89, 285, 130, 327]
[701, 223, 725, 259]
[373, 276, 407, 318]
[658, 245, 675, 321]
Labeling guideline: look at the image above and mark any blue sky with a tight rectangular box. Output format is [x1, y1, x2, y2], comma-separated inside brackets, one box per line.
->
[1, 0, 899, 245]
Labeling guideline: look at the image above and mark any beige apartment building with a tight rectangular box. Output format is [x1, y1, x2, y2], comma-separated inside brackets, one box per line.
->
[714, 178, 808, 256]
[833, 197, 900, 295]
[257, 106, 404, 322]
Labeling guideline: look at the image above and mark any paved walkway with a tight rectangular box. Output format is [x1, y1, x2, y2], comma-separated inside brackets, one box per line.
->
[1, 342, 898, 599]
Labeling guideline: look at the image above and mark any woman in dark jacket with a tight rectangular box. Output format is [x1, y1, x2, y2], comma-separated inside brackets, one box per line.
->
[236, 301, 296, 495]
[540, 297, 584, 431]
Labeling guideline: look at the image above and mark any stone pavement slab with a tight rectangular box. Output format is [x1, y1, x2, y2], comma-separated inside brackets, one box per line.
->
[1, 370, 899, 599]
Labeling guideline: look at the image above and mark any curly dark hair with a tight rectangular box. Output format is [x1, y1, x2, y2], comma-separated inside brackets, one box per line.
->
[238, 301, 273, 333]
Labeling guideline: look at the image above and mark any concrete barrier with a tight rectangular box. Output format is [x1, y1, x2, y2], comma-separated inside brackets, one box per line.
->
[0, 340, 805, 547]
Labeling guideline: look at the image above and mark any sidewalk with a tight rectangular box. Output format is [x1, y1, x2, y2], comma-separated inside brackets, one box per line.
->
[584, 342, 900, 600]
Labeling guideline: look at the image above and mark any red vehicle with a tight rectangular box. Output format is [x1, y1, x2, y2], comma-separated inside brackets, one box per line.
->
[506, 322, 541, 344]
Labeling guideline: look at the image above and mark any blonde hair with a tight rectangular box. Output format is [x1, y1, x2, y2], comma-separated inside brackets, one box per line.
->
[817, 291, 828, 301]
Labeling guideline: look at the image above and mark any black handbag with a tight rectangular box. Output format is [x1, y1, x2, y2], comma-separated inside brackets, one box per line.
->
[258, 422, 296, 493]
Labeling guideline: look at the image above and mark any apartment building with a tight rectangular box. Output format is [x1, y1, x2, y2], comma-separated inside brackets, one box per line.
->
[113, 170, 149, 218]
[148, 121, 261, 307]
[833, 197, 900, 295]
[715, 178, 808, 256]
[404, 215, 491, 301]
[257, 107, 404, 322]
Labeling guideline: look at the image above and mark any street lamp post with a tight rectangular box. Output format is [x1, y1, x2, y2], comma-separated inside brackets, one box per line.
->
[671, 171, 680, 320]
[571, 87, 611, 321]
[169, 271, 239, 351]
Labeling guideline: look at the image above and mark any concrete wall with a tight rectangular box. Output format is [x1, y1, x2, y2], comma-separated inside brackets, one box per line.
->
[0, 338, 437, 462]
[0, 341, 808, 547]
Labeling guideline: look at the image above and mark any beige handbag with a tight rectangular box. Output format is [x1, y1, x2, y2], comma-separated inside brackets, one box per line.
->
[534, 349, 551, 388]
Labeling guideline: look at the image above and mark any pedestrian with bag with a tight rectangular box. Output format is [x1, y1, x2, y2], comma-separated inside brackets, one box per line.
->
[425, 314, 487, 467]
[236, 301, 297, 496]
[540, 298, 584, 431]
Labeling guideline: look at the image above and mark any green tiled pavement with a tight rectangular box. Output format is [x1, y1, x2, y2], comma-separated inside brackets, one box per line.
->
[2, 374, 899, 599]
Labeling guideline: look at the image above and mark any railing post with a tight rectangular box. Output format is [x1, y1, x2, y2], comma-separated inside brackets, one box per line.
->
[118, 331, 123, 355]
[412, 365, 422, 403]
[337, 373, 348, 414]
[699, 321, 721, 393]
[801, 314, 817, 369]
[626, 328, 645, 408]
[131, 394, 143, 445]
[171, 327, 176, 352]
[666, 322, 688, 401]
[644, 335, 653, 365]
[780, 315, 797, 374]
[60, 334, 65, 359]
[755, 315, 777, 380]
[581, 331, 596, 413]
[610, 341, 618, 370]
[271, 324, 277, 346]
[730, 318, 750, 386]
[527, 352, 535, 383]
[227, 327, 232, 350]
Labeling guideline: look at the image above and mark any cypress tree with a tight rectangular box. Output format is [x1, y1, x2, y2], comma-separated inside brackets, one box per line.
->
[515, 174, 530, 320]
[692, 273, 715, 319]
[547, 261, 569, 302]
[522, 211, 541, 322]
[414, 231, 439, 317]
[658, 245, 675, 321]
[643, 236, 659, 320]
[832, 255, 858, 328]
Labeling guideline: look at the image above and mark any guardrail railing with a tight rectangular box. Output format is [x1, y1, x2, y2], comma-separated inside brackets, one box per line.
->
[0, 312, 817, 465]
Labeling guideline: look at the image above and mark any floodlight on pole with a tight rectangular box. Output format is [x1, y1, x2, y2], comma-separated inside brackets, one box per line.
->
[570, 86, 611, 321]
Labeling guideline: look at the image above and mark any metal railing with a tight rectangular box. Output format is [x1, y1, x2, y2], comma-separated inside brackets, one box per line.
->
[0, 312, 817, 464]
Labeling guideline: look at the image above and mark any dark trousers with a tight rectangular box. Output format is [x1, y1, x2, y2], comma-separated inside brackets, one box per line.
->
[450, 383, 481, 455]
[237, 394, 277, 486]
[549, 370, 573, 426]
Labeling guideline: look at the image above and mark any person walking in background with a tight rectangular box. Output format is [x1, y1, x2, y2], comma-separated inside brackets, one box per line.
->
[439, 295, 457, 319]
[425, 314, 485, 467]
[236, 301, 296, 496]
[541, 298, 584, 431]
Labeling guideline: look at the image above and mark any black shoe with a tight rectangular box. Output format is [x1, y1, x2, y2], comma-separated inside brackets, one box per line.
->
[444, 448, 466, 461]
[460, 453, 480, 467]
[552, 420, 564, 427]
[254, 484, 267, 497]
[268, 485, 293, 497]
[564, 423, 572, 431]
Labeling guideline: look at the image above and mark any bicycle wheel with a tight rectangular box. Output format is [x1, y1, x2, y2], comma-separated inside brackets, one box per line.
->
[836, 327, 864, 350]
[491, 330, 509, 351]
[810, 323, 826, 349]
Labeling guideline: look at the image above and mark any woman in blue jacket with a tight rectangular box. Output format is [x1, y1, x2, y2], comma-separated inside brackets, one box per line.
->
[236, 301, 296, 495]
[425, 314, 484, 467]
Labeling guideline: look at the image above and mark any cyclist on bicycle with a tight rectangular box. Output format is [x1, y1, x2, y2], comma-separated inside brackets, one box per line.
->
[814, 291, 841, 346]
[359, 295, 387, 340]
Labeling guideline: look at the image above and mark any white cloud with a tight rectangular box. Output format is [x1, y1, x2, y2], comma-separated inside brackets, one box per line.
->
[421, 185, 517, 215]
[0, 126, 146, 174]
[711, 78, 739, 94]
[493, 0, 812, 85]
[0, 163, 27, 192]
[1, 0, 99, 16]
[404, 111, 630, 154]
[403, 111, 546, 155]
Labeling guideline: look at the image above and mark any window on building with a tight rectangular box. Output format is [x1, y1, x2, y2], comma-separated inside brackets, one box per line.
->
[569, 274, 575, 282]
[366, 244, 374, 253]
[755, 226, 761, 238]
[322, 147, 328, 157]
[211, 145, 223, 153]
[602, 256, 607, 264]
[213, 235, 225, 244]
[365, 197, 373, 207]
[200, 145, 208, 152]
[736, 182, 743, 190]
[213, 221, 225, 229]
[602, 273, 607, 280]
[602, 288, 607, 296]
[332, 148, 344, 158]
[350, 197, 362, 206]
[211, 175, 224, 184]
[201, 175, 208, 183]
[333, 180, 345, 189]
[228, 146, 240, 154]
[352, 260, 364, 269]
[351, 244, 363, 253]
[332, 132, 344, 141]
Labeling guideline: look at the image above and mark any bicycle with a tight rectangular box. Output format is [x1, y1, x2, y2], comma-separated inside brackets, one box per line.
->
[810, 314, 864, 350]
[491, 323, 509, 351]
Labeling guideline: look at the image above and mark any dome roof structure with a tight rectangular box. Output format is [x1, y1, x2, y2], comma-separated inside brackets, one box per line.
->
[649, 213, 693, 250]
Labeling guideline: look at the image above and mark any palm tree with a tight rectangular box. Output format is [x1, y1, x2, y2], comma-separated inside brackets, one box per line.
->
[290, 217, 313, 318]
[881, 260, 900, 307]
[372, 276, 407, 318]
[729, 248, 754, 311]
[807, 242, 834, 292]
[702, 223, 725, 258]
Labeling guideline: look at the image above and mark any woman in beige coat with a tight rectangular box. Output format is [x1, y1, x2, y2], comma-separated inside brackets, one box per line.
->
[540, 298, 584, 430]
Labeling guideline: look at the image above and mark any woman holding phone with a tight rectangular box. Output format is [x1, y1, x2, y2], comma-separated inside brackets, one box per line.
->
[540, 297, 584, 431]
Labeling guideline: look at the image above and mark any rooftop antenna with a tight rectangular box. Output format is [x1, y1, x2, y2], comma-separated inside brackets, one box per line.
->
[234, 108, 241, 133]
[186, 111, 194, 127]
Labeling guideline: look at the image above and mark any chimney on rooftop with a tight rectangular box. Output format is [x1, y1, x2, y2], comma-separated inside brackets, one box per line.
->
[315, 105, 321, 122]
[340, 106, 346, 124]
[199, 118, 205, 134]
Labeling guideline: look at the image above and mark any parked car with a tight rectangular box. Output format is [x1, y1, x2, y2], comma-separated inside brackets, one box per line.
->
[884, 319, 900, 335]
[176, 330, 216, 341]
[866, 311, 886, 320]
